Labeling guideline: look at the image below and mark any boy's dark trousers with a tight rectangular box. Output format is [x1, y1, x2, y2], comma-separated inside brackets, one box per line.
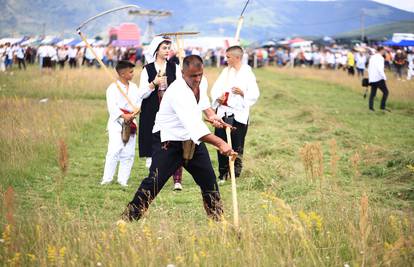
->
[214, 115, 248, 179]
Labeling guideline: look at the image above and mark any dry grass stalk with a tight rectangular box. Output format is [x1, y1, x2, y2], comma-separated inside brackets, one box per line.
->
[58, 138, 69, 176]
[382, 236, 414, 266]
[329, 139, 339, 177]
[355, 193, 371, 267]
[348, 193, 373, 267]
[350, 151, 361, 178]
[300, 142, 324, 182]
[4, 186, 15, 225]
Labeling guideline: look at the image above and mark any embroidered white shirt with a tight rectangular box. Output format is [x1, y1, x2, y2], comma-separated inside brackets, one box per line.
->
[210, 64, 260, 124]
[106, 80, 140, 132]
[152, 78, 210, 144]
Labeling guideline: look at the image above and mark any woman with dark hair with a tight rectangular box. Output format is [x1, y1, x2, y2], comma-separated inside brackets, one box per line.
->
[138, 36, 184, 190]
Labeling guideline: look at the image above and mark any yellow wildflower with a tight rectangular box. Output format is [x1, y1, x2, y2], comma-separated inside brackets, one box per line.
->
[2, 224, 12, 247]
[175, 255, 184, 264]
[26, 253, 36, 262]
[47, 245, 56, 264]
[117, 219, 127, 235]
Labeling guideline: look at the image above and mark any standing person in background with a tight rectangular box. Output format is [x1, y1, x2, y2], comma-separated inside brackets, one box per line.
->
[57, 46, 68, 69]
[68, 46, 78, 68]
[138, 36, 184, 191]
[101, 60, 140, 187]
[384, 50, 392, 71]
[37, 44, 46, 70]
[393, 49, 406, 80]
[347, 50, 355, 75]
[15, 45, 26, 70]
[368, 46, 390, 112]
[355, 50, 367, 77]
[210, 46, 260, 183]
[105, 44, 115, 68]
[0, 44, 6, 72]
[4, 43, 13, 70]
[407, 50, 414, 81]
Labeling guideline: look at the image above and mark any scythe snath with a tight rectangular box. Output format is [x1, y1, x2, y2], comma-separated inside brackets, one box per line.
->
[227, 0, 250, 230]
[76, 5, 141, 115]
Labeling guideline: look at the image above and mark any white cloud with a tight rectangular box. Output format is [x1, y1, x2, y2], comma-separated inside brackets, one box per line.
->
[372, 0, 414, 12]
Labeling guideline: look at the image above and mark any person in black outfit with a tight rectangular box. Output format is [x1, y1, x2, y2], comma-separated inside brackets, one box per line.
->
[138, 36, 184, 190]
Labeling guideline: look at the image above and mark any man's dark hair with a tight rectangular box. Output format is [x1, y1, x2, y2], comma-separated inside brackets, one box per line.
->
[376, 46, 385, 52]
[226, 45, 243, 56]
[115, 60, 135, 74]
[182, 55, 203, 71]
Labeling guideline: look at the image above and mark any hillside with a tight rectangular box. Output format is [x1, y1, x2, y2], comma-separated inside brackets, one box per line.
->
[1, 0, 414, 40]
[337, 20, 414, 39]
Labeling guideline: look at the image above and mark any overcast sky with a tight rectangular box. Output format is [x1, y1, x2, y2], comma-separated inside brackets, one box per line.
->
[372, 0, 414, 12]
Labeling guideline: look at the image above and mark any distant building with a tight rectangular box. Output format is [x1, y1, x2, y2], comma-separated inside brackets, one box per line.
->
[109, 23, 141, 47]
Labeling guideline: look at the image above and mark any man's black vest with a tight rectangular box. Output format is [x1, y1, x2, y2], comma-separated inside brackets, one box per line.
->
[138, 61, 177, 157]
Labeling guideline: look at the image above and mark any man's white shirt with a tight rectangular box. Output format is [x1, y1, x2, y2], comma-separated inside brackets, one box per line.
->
[210, 64, 260, 124]
[152, 77, 210, 145]
[106, 81, 140, 132]
[368, 53, 386, 83]
[356, 54, 367, 69]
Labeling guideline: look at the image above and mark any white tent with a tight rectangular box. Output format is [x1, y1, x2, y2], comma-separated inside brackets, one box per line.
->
[56, 38, 75, 46]
[20, 37, 41, 46]
[180, 36, 234, 50]
[75, 39, 96, 47]
[0, 38, 22, 45]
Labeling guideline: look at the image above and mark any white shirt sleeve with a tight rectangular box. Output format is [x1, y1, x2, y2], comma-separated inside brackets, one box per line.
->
[378, 57, 386, 81]
[210, 68, 227, 108]
[106, 84, 123, 123]
[138, 68, 154, 100]
[243, 70, 260, 107]
[199, 76, 210, 111]
[175, 64, 182, 80]
[171, 89, 210, 144]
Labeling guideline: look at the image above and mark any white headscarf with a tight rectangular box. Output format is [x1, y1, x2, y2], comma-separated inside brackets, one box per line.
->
[144, 36, 170, 64]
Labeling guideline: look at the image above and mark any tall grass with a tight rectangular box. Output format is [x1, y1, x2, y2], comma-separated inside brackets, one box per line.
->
[0, 66, 413, 266]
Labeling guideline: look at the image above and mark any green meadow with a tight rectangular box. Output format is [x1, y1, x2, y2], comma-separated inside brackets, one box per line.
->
[0, 65, 413, 266]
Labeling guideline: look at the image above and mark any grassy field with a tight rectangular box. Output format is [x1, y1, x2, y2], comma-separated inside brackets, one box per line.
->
[0, 65, 413, 266]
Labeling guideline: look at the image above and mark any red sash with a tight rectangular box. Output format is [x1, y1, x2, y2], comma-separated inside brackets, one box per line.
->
[120, 108, 137, 135]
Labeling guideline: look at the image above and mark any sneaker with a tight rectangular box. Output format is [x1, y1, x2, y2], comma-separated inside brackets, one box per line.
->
[380, 108, 391, 112]
[218, 179, 226, 185]
[101, 180, 111, 185]
[173, 182, 182, 191]
[369, 108, 375, 112]
[118, 183, 128, 187]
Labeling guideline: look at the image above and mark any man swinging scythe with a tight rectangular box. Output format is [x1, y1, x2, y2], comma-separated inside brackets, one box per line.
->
[76, 5, 142, 186]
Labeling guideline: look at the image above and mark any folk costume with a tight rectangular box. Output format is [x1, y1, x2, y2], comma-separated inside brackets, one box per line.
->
[138, 36, 184, 189]
[101, 64, 140, 186]
[124, 75, 223, 221]
[211, 64, 259, 180]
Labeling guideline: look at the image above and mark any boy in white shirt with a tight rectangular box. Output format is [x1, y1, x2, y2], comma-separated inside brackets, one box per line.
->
[101, 60, 141, 186]
[211, 46, 260, 182]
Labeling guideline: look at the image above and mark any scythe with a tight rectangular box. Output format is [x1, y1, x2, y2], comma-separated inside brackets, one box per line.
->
[76, 5, 141, 116]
